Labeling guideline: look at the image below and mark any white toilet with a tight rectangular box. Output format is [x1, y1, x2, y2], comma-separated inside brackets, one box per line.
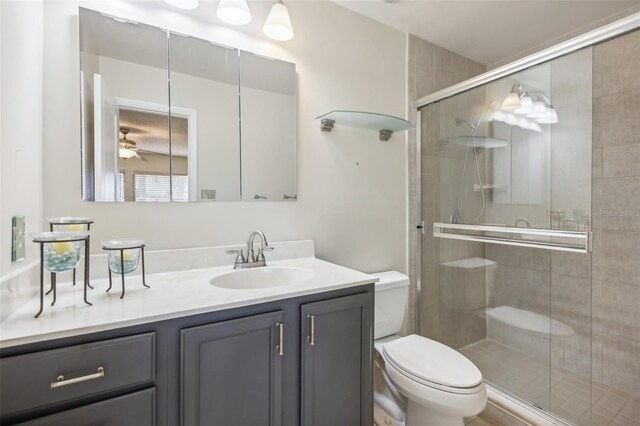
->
[373, 271, 487, 426]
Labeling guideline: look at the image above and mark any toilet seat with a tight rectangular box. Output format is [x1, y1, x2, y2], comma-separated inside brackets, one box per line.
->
[380, 335, 483, 395]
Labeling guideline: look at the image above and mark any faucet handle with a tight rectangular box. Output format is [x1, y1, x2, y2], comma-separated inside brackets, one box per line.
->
[257, 246, 273, 262]
[226, 249, 246, 265]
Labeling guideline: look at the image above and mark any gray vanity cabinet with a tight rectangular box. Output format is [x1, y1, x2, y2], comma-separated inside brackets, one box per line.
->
[1, 284, 374, 426]
[301, 293, 373, 426]
[15, 389, 156, 426]
[180, 311, 284, 426]
[0, 333, 156, 417]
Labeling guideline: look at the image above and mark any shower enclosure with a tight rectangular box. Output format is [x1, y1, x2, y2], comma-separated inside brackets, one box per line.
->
[418, 21, 640, 425]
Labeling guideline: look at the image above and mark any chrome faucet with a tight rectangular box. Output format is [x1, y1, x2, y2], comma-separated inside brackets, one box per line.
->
[226, 230, 274, 269]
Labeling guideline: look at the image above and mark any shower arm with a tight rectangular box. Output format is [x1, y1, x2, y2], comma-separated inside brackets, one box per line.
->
[454, 118, 478, 131]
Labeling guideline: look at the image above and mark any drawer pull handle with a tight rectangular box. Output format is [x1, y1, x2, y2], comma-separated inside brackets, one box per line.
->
[307, 314, 315, 346]
[276, 322, 284, 356]
[51, 367, 105, 389]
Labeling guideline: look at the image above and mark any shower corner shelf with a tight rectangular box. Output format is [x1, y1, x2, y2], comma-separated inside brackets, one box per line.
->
[442, 136, 509, 149]
[316, 110, 415, 141]
[474, 183, 507, 193]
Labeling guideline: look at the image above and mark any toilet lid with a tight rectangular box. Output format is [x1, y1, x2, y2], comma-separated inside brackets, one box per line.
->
[381, 335, 482, 390]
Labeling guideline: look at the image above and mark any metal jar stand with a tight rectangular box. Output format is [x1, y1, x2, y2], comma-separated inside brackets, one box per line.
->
[103, 243, 149, 299]
[48, 218, 94, 290]
[34, 234, 92, 318]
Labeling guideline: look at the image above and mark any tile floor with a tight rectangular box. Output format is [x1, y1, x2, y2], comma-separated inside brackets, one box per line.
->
[460, 339, 640, 426]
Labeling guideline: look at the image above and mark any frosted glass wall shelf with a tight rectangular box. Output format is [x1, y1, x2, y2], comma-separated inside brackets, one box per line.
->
[316, 110, 414, 141]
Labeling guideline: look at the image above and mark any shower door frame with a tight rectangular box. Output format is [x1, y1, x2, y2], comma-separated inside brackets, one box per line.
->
[415, 11, 640, 110]
[412, 9, 640, 334]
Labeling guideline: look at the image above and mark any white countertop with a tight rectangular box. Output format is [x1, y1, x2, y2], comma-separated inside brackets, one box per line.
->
[0, 256, 376, 349]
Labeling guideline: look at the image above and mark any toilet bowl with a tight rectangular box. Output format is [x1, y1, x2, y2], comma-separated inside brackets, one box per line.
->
[373, 271, 487, 426]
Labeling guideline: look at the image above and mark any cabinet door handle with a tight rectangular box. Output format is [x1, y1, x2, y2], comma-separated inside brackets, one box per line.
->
[276, 322, 284, 356]
[307, 315, 315, 346]
[51, 367, 105, 389]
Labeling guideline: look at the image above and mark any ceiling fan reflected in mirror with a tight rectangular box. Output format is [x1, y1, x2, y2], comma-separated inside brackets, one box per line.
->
[119, 128, 147, 161]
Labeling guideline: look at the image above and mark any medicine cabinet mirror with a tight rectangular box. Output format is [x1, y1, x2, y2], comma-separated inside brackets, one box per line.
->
[79, 8, 297, 202]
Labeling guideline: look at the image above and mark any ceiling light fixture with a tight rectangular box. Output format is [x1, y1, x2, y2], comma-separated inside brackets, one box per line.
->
[263, 0, 294, 41]
[119, 148, 137, 159]
[163, 0, 200, 10]
[217, 0, 252, 25]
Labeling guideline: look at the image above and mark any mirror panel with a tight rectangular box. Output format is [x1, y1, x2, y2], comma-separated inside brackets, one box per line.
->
[80, 9, 297, 202]
[240, 52, 297, 201]
[80, 8, 171, 202]
[169, 35, 241, 202]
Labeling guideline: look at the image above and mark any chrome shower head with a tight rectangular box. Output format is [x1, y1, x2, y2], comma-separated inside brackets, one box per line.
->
[455, 117, 478, 131]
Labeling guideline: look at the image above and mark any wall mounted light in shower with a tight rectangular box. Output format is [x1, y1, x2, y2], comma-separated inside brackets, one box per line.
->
[163, 0, 200, 10]
[263, 0, 294, 41]
[217, 0, 252, 25]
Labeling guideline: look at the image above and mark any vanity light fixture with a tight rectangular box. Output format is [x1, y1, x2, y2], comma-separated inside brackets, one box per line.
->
[217, 0, 252, 25]
[263, 0, 294, 41]
[535, 106, 559, 124]
[499, 84, 558, 126]
[501, 85, 524, 110]
[163, 0, 200, 10]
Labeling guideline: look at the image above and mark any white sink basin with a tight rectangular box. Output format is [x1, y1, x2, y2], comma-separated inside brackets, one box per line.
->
[210, 266, 315, 290]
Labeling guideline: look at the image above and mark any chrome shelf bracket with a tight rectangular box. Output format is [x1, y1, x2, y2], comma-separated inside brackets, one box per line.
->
[379, 129, 393, 141]
[320, 119, 335, 132]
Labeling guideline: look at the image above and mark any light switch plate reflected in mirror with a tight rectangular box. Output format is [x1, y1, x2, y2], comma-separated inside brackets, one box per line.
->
[201, 189, 216, 201]
[11, 216, 25, 262]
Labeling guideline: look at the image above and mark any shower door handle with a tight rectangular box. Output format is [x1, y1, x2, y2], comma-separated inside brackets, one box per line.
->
[433, 222, 592, 253]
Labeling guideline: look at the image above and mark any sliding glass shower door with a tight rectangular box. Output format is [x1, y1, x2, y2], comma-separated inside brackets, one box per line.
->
[419, 47, 593, 424]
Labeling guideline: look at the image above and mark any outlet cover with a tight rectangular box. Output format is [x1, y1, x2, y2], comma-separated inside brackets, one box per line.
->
[12, 216, 25, 262]
[201, 189, 216, 201]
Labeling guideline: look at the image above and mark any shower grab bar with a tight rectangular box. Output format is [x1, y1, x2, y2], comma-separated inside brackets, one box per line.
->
[433, 223, 592, 253]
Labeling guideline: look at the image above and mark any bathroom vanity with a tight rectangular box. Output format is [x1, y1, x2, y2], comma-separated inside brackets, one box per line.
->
[0, 247, 375, 426]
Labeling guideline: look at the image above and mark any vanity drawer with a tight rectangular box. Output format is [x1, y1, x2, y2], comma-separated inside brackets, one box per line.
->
[0, 332, 156, 416]
[16, 388, 156, 426]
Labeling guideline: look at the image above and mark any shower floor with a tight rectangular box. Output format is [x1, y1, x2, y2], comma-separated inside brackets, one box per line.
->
[460, 339, 640, 426]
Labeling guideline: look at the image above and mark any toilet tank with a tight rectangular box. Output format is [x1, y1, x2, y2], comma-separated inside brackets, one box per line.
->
[372, 271, 410, 339]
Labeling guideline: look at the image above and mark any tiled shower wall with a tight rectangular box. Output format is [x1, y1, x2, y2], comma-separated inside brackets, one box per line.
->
[485, 47, 594, 380]
[413, 26, 640, 403]
[406, 35, 487, 336]
[484, 246, 593, 379]
[459, 29, 640, 398]
[463, 30, 640, 398]
[591, 28, 640, 397]
[422, 86, 490, 350]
